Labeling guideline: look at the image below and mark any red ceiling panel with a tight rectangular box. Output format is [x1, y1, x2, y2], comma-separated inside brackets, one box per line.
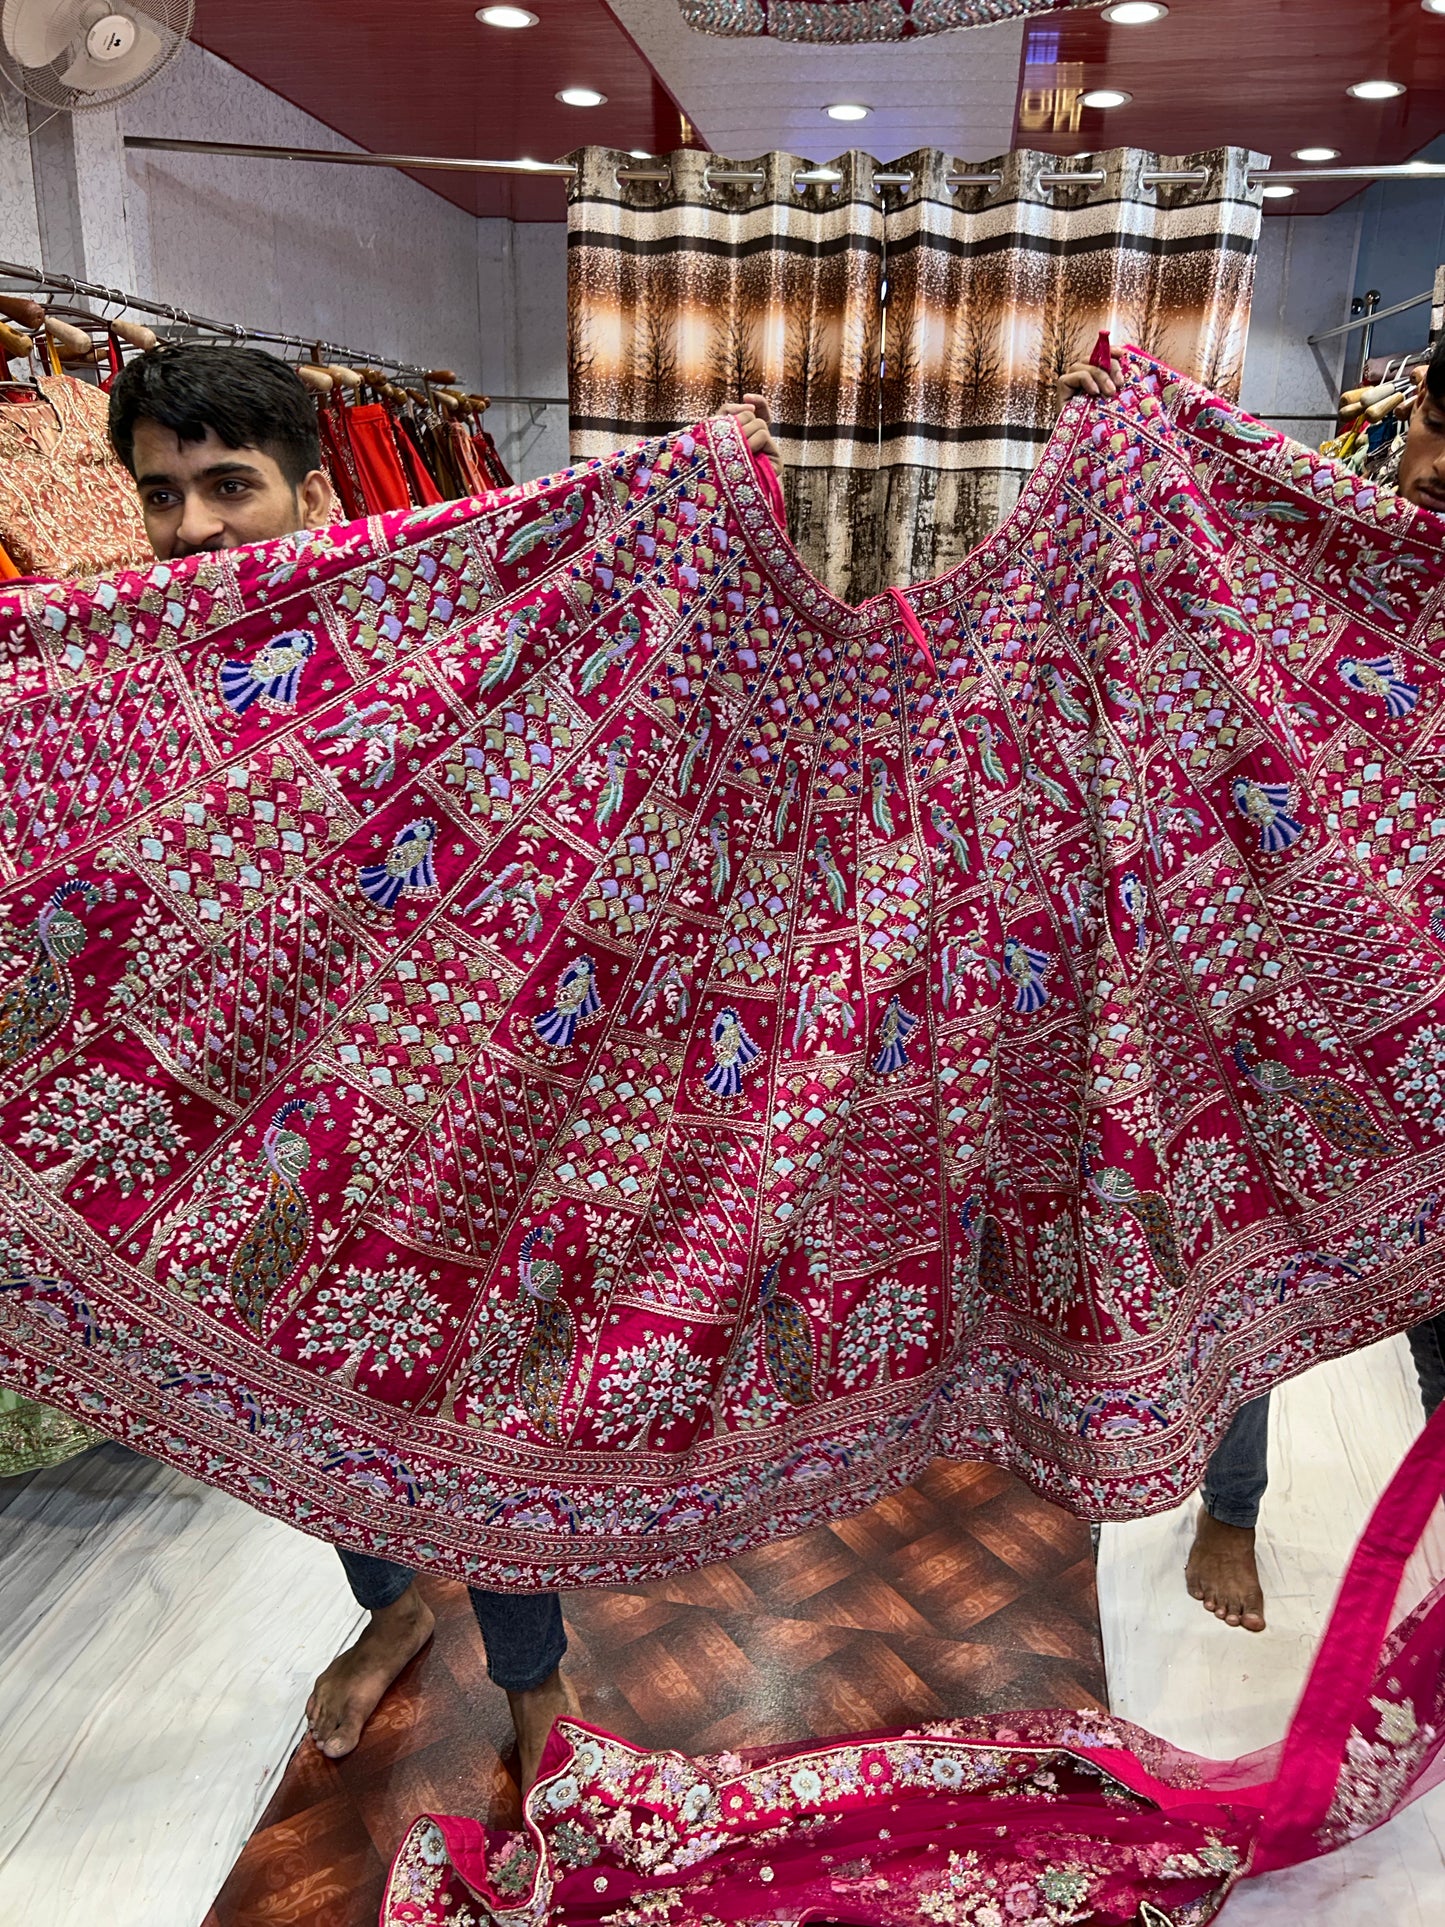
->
[187, 0, 1445, 222]
[1014, 0, 1445, 215]
[189, 0, 687, 221]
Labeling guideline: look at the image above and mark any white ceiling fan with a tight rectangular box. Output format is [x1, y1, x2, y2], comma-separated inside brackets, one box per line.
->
[0, 0, 194, 112]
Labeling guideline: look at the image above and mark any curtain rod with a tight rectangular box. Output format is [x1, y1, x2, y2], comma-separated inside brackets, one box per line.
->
[124, 136, 1445, 190]
[0, 256, 439, 381]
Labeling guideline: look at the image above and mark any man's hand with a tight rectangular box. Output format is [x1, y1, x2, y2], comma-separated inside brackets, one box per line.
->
[1055, 357, 1124, 404]
[720, 392, 782, 464]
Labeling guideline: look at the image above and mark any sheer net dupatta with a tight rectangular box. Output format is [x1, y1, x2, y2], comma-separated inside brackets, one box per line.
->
[380, 1402, 1445, 1924]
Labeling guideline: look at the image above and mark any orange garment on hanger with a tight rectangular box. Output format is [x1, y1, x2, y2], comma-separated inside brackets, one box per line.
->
[0, 376, 149, 577]
[346, 403, 415, 514]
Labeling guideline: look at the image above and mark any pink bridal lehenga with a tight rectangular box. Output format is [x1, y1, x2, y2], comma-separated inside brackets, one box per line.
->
[3, 346, 1445, 1595]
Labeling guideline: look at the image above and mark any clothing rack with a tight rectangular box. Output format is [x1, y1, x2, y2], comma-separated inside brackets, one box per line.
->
[125, 135, 1445, 193]
[0, 257, 436, 383]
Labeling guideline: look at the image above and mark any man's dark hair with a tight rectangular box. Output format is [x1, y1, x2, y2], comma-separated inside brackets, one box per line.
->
[108, 343, 322, 486]
[1425, 337, 1445, 407]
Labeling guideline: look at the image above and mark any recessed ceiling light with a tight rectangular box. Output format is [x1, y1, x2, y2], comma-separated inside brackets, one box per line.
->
[1102, 2, 1167, 21]
[825, 103, 871, 121]
[1292, 146, 1340, 162]
[1081, 88, 1132, 109]
[557, 86, 607, 107]
[1424, 0, 1445, 15]
[1347, 79, 1406, 99]
[476, 5, 538, 24]
[1261, 184, 1297, 199]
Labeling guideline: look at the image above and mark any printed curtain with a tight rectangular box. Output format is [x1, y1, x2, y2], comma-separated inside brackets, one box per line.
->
[6, 351, 1445, 1593]
[567, 146, 1263, 599]
[677, 0, 1095, 39]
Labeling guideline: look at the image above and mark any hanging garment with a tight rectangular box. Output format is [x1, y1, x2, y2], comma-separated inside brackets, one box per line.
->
[475, 426, 514, 492]
[446, 419, 491, 498]
[317, 391, 367, 520]
[6, 349, 1445, 1590]
[347, 403, 417, 515]
[567, 145, 1262, 599]
[381, 1393, 1445, 1925]
[678, 0, 1087, 39]
[0, 376, 150, 577]
[395, 418, 445, 508]
[0, 539, 20, 581]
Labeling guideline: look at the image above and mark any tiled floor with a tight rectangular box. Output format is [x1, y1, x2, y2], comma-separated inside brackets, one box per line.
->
[205, 1458, 1104, 1927]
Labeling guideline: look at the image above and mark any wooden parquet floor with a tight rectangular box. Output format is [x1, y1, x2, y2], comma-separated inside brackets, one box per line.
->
[203, 1459, 1104, 1927]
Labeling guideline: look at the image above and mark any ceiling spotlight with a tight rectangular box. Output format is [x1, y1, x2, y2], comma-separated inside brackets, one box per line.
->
[825, 103, 871, 121]
[1102, 2, 1168, 21]
[1347, 79, 1406, 99]
[1424, 0, 1445, 14]
[1081, 88, 1132, 109]
[557, 86, 607, 107]
[476, 5, 538, 24]
[1261, 184, 1297, 199]
[1292, 146, 1340, 162]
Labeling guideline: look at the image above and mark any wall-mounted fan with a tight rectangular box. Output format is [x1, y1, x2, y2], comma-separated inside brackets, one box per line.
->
[0, 0, 193, 112]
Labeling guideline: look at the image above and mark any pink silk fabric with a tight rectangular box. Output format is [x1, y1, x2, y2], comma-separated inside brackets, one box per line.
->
[384, 1400, 1445, 1921]
[6, 349, 1445, 1589]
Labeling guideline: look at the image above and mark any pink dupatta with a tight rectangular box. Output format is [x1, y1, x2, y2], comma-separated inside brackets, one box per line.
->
[381, 1404, 1445, 1921]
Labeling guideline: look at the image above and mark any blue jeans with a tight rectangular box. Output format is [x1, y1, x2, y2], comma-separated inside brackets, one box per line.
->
[335, 1548, 566, 1693]
[1202, 1311, 1445, 1530]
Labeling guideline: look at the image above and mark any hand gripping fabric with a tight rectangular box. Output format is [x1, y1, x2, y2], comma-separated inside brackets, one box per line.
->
[4, 349, 1445, 1588]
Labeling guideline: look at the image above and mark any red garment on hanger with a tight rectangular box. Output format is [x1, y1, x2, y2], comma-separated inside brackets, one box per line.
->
[475, 426, 513, 491]
[395, 419, 443, 507]
[346, 403, 415, 515]
[317, 394, 365, 520]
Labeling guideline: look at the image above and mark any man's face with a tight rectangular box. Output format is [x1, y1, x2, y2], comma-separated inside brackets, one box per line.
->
[130, 420, 332, 559]
[1396, 386, 1445, 513]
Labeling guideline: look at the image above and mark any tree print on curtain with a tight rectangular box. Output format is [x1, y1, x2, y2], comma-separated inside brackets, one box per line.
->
[568, 143, 887, 602]
[567, 146, 1262, 599]
[10, 352, 1445, 1592]
[677, 0, 1097, 39]
[879, 145, 1264, 586]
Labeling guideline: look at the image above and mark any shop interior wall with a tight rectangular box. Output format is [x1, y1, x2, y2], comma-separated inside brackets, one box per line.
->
[0, 42, 568, 484]
[1349, 132, 1445, 364]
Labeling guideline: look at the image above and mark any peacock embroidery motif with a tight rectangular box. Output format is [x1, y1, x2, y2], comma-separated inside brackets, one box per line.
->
[702, 1007, 761, 1100]
[218, 629, 316, 716]
[227, 1099, 319, 1332]
[0, 880, 103, 1070]
[1233, 1039, 1393, 1157]
[1085, 1160, 1188, 1300]
[533, 956, 602, 1049]
[515, 1223, 575, 1440]
[757, 1259, 815, 1407]
[872, 994, 918, 1079]
[357, 818, 439, 911]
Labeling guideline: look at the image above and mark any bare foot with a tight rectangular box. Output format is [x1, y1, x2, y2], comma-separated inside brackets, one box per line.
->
[1185, 1507, 1266, 1632]
[305, 1582, 435, 1758]
[508, 1668, 582, 1797]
